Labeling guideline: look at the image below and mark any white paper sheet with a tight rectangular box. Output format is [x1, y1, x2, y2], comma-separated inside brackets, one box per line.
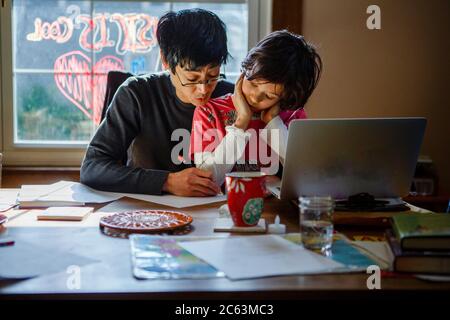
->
[18, 181, 226, 208]
[45, 182, 123, 203]
[122, 193, 227, 208]
[0, 239, 98, 279]
[18, 181, 72, 201]
[179, 235, 344, 280]
[0, 189, 19, 211]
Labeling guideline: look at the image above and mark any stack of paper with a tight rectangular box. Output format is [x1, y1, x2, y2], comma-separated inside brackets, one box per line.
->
[18, 181, 123, 208]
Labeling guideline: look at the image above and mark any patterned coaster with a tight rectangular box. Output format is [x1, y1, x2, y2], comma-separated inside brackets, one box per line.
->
[213, 218, 266, 233]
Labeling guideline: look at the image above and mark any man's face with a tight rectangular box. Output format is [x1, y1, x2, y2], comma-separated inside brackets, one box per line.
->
[170, 64, 221, 107]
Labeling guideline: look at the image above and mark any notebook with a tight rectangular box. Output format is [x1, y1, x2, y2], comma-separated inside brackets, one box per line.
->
[37, 206, 94, 221]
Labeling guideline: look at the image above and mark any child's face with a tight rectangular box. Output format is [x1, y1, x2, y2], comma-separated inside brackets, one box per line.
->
[241, 77, 283, 112]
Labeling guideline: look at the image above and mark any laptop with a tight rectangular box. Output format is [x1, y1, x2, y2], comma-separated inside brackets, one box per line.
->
[267, 118, 426, 201]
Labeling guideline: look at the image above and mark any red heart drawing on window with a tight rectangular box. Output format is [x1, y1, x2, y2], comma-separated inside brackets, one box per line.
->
[54, 51, 124, 125]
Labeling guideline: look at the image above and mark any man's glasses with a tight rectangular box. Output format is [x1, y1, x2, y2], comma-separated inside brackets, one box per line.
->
[175, 72, 225, 87]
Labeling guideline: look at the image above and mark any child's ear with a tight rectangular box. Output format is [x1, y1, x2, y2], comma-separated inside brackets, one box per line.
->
[160, 50, 170, 71]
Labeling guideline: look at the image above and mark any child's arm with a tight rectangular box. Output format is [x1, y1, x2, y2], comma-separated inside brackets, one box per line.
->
[193, 126, 250, 187]
[261, 116, 288, 166]
[261, 108, 307, 166]
[190, 102, 251, 187]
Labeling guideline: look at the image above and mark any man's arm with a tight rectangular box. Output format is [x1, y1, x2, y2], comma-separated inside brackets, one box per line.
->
[81, 81, 221, 196]
[80, 83, 169, 195]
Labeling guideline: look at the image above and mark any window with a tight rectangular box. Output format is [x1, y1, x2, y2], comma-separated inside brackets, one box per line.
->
[0, 0, 272, 165]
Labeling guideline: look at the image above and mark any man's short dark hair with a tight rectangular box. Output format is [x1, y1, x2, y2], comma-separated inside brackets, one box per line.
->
[157, 9, 229, 72]
[241, 30, 322, 110]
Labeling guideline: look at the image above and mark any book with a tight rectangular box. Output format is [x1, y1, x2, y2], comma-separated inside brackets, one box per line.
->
[386, 229, 450, 275]
[391, 213, 450, 251]
[37, 206, 94, 221]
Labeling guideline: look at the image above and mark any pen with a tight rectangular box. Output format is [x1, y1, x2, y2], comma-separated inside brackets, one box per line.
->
[0, 239, 15, 247]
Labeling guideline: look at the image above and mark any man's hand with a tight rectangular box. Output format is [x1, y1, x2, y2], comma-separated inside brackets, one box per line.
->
[162, 168, 221, 197]
[232, 74, 252, 130]
[261, 103, 280, 124]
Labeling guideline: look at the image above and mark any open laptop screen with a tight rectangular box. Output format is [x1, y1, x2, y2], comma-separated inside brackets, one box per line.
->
[278, 118, 426, 200]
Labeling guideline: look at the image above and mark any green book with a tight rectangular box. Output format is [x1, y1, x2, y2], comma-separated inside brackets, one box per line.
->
[392, 214, 450, 251]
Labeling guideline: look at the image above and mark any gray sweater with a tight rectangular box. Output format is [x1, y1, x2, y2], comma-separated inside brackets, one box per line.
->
[80, 72, 234, 194]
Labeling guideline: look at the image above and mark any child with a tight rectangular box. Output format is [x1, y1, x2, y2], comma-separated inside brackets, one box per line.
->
[190, 30, 322, 187]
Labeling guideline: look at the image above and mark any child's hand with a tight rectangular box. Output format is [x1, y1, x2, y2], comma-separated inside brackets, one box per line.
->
[232, 74, 252, 130]
[261, 103, 280, 124]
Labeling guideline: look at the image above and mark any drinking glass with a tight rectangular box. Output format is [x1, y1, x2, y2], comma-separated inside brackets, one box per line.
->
[299, 196, 334, 255]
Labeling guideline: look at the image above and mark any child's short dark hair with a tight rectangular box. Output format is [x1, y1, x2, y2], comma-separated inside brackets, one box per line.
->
[241, 30, 322, 109]
[157, 9, 229, 72]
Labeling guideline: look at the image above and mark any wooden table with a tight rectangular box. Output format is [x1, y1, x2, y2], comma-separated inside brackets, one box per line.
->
[1, 196, 449, 300]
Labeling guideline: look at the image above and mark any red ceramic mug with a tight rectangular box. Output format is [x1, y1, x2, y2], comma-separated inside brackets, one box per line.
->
[225, 172, 266, 227]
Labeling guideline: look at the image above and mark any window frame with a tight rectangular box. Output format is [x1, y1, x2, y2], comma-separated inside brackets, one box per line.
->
[0, 0, 272, 166]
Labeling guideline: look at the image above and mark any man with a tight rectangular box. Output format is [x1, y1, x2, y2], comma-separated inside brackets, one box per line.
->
[80, 9, 233, 196]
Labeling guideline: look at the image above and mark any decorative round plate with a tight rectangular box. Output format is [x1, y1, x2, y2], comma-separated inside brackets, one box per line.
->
[99, 210, 193, 233]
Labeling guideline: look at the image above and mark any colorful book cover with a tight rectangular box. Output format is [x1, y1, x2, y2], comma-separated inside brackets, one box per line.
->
[130, 235, 225, 280]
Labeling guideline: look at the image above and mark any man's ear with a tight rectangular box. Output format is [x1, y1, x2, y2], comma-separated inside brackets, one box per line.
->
[160, 50, 170, 71]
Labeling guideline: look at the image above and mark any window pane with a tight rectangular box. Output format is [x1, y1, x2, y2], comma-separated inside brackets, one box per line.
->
[12, 0, 249, 144]
[15, 73, 93, 142]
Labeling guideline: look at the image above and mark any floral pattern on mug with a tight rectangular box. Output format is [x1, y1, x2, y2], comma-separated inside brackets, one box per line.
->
[242, 198, 263, 225]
